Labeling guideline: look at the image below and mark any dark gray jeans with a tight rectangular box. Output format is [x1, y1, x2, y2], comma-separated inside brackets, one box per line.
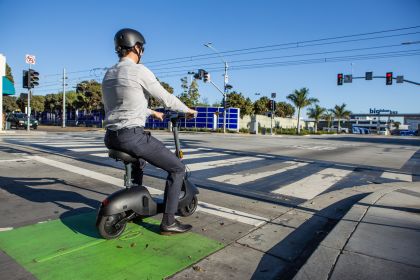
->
[104, 127, 185, 215]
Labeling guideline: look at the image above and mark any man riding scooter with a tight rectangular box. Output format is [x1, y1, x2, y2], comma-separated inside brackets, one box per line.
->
[102, 28, 198, 235]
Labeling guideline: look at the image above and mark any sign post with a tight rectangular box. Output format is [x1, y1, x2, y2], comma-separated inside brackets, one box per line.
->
[0, 54, 6, 131]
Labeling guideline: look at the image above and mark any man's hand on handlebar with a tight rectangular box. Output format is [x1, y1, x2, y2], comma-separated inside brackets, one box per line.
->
[151, 110, 164, 121]
[187, 108, 198, 119]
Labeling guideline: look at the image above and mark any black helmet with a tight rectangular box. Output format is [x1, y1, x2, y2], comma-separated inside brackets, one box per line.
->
[114, 28, 146, 53]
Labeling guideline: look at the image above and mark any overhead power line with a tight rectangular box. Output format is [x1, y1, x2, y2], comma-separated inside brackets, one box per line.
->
[39, 25, 420, 78]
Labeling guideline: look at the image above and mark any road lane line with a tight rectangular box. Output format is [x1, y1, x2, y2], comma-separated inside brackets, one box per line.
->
[381, 172, 412, 182]
[68, 147, 108, 152]
[27, 155, 267, 226]
[271, 167, 353, 199]
[0, 158, 31, 162]
[90, 153, 108, 158]
[47, 143, 103, 148]
[208, 161, 308, 185]
[187, 156, 264, 171]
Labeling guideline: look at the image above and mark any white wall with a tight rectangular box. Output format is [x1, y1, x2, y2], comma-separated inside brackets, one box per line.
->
[239, 115, 302, 129]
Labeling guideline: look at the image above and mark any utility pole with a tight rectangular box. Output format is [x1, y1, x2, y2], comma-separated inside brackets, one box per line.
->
[62, 68, 67, 128]
[223, 61, 228, 134]
[204, 43, 228, 133]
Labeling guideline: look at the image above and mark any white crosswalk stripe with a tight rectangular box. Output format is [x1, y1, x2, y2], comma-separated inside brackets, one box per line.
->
[209, 161, 308, 185]
[69, 147, 108, 152]
[187, 156, 264, 171]
[271, 168, 353, 199]
[381, 171, 412, 182]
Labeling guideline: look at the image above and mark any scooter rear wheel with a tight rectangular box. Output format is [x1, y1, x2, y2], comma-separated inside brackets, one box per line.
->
[97, 213, 127, 239]
[178, 195, 198, 217]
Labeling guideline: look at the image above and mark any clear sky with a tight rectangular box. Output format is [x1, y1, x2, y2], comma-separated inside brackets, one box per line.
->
[1, 0, 419, 116]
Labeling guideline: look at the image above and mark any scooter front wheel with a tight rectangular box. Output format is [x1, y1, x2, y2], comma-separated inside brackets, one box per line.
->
[178, 195, 198, 217]
[97, 213, 127, 239]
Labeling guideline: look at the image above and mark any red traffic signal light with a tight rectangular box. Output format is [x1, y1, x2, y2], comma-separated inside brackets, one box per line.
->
[337, 73, 343, 85]
[386, 72, 393, 85]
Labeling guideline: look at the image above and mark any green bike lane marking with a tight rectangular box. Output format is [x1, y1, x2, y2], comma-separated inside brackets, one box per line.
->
[0, 212, 224, 280]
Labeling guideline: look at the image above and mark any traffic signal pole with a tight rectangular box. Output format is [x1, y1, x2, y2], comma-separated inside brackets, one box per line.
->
[62, 68, 66, 128]
[27, 64, 31, 132]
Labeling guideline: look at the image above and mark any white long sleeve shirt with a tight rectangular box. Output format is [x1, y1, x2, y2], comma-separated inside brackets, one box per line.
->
[102, 57, 189, 130]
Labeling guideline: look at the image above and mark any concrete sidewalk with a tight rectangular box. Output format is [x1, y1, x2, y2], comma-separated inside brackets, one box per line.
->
[169, 182, 420, 280]
[294, 184, 420, 280]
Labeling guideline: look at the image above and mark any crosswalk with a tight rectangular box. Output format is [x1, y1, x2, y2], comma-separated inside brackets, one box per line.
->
[5, 135, 414, 203]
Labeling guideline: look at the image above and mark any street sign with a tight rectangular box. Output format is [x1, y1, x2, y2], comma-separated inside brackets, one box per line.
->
[365, 72, 373, 80]
[25, 54, 36, 65]
[396, 76, 404, 83]
[271, 92, 276, 98]
[344, 74, 353, 83]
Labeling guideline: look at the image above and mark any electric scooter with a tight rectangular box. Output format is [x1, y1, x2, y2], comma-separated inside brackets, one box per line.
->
[96, 112, 199, 239]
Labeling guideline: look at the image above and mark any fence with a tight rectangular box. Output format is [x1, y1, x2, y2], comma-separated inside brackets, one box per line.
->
[145, 107, 240, 131]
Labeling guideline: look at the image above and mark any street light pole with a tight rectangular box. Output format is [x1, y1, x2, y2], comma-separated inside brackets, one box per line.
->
[204, 43, 228, 133]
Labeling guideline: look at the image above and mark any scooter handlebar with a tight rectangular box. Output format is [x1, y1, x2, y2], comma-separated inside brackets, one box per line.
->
[164, 111, 197, 120]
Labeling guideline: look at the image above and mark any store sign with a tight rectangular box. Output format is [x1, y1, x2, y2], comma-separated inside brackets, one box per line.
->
[369, 108, 398, 115]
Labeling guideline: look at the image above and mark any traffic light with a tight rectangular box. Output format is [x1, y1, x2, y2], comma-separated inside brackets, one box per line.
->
[386, 72, 393, 85]
[28, 69, 39, 88]
[203, 71, 210, 83]
[268, 100, 276, 111]
[337, 73, 343, 85]
[22, 70, 29, 89]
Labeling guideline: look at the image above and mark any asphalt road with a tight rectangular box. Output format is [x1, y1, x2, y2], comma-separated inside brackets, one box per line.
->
[0, 131, 418, 279]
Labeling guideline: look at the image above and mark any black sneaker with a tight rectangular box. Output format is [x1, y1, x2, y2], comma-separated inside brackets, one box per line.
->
[160, 219, 192, 235]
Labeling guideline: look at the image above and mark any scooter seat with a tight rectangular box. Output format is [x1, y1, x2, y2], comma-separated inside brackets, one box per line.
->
[108, 149, 138, 163]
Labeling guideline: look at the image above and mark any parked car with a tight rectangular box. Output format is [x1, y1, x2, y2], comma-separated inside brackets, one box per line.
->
[7, 113, 38, 129]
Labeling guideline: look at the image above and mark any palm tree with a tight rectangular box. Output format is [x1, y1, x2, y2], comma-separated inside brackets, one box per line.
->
[322, 111, 334, 130]
[307, 105, 326, 133]
[287, 88, 319, 134]
[330, 103, 351, 133]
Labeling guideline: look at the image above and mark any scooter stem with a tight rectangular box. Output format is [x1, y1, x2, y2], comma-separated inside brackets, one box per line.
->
[172, 122, 182, 159]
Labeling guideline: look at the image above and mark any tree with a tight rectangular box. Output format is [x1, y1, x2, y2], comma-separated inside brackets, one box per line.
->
[275, 102, 295, 118]
[44, 94, 61, 113]
[286, 87, 318, 134]
[253, 96, 270, 115]
[76, 80, 103, 113]
[330, 103, 351, 133]
[5, 63, 14, 84]
[31, 95, 45, 115]
[322, 111, 334, 129]
[3, 96, 18, 112]
[307, 104, 326, 133]
[178, 78, 200, 107]
[225, 91, 254, 118]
